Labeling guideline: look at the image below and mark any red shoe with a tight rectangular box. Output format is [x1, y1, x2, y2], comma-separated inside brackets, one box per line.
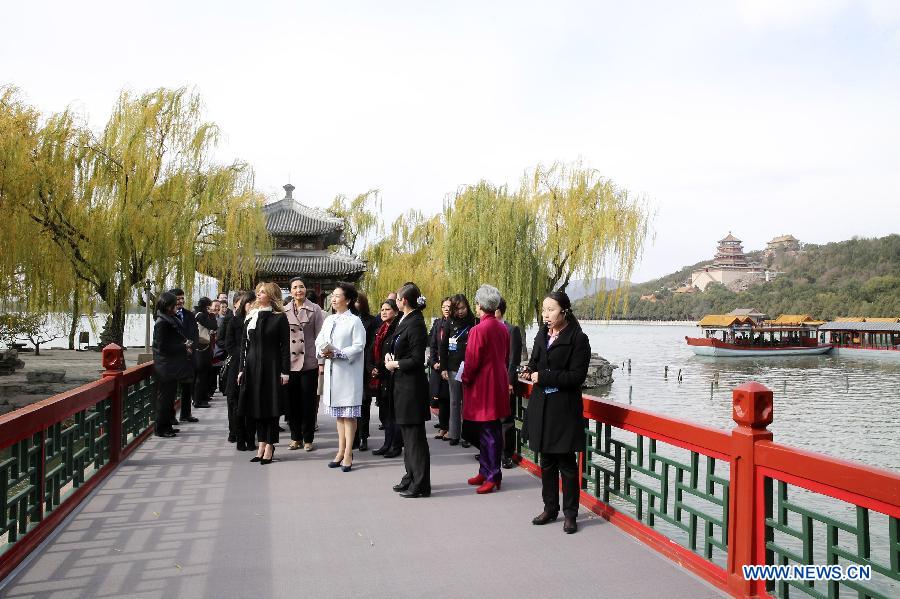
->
[476, 480, 500, 494]
[467, 474, 486, 486]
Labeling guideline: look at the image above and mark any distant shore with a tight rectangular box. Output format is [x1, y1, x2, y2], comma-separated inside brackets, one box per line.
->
[580, 319, 696, 326]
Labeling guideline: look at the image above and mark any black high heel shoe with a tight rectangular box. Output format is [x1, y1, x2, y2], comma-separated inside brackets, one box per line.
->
[250, 455, 262, 462]
[328, 457, 343, 468]
[260, 447, 275, 465]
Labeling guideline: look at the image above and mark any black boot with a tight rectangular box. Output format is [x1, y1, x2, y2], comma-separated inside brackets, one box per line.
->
[359, 438, 368, 451]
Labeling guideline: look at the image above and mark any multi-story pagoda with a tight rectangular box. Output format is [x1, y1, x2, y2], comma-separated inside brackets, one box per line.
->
[254, 183, 366, 302]
[713, 232, 751, 268]
[690, 232, 764, 292]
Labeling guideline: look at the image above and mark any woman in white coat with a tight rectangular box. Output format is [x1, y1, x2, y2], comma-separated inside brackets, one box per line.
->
[316, 282, 366, 472]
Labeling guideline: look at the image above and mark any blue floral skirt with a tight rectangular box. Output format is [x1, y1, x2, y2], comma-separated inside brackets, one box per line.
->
[325, 405, 362, 418]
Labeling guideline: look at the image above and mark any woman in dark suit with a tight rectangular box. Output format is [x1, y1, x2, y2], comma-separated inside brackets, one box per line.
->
[192, 297, 218, 409]
[428, 297, 451, 439]
[237, 282, 291, 465]
[368, 299, 400, 456]
[152, 292, 193, 438]
[524, 291, 591, 534]
[385, 283, 431, 498]
[225, 291, 255, 451]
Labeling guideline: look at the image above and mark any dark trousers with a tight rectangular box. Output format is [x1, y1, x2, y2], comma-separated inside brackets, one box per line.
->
[429, 368, 449, 429]
[286, 369, 318, 443]
[353, 396, 373, 447]
[477, 420, 503, 482]
[381, 419, 404, 451]
[398, 423, 430, 493]
[540, 452, 580, 518]
[155, 378, 177, 435]
[254, 417, 280, 445]
[193, 366, 213, 407]
[177, 379, 193, 420]
[227, 389, 253, 444]
[502, 392, 516, 459]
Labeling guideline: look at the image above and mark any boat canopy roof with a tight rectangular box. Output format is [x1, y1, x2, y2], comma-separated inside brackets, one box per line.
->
[764, 314, 824, 326]
[819, 321, 900, 332]
[698, 314, 754, 327]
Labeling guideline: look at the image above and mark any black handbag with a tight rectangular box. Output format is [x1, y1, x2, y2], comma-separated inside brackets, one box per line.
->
[217, 355, 231, 393]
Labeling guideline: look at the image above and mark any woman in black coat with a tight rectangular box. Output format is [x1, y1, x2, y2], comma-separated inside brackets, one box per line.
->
[225, 291, 255, 451]
[368, 300, 400, 456]
[439, 294, 477, 446]
[524, 291, 590, 534]
[152, 292, 194, 438]
[237, 282, 291, 465]
[428, 297, 451, 439]
[384, 283, 431, 498]
[353, 292, 382, 451]
[192, 297, 218, 409]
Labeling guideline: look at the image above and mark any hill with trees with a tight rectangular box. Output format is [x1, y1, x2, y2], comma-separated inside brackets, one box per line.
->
[575, 235, 900, 321]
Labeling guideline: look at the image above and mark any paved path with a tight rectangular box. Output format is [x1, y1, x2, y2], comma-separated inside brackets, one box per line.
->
[1, 397, 726, 599]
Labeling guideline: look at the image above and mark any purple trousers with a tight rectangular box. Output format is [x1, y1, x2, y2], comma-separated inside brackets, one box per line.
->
[478, 420, 503, 483]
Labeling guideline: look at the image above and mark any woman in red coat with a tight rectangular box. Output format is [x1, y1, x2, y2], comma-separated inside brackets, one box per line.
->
[461, 284, 510, 494]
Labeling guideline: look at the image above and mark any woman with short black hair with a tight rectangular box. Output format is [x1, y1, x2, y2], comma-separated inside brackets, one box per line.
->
[225, 291, 257, 450]
[386, 283, 431, 498]
[192, 297, 218, 409]
[152, 292, 193, 438]
[316, 282, 366, 472]
[523, 291, 591, 534]
[368, 299, 400, 455]
[440, 293, 477, 446]
[284, 276, 325, 452]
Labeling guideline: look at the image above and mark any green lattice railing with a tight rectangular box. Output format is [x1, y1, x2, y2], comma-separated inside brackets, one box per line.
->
[513, 381, 900, 598]
[0, 349, 156, 580]
[585, 424, 730, 565]
[764, 478, 900, 599]
[122, 378, 155, 447]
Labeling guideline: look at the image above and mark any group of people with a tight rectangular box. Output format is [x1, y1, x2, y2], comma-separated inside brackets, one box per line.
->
[152, 279, 591, 533]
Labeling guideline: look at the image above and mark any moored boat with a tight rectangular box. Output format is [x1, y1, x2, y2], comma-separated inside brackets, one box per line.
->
[686, 314, 832, 357]
[817, 318, 900, 359]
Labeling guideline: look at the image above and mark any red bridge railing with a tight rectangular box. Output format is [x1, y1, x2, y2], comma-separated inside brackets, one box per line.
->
[0, 344, 156, 580]
[514, 381, 900, 599]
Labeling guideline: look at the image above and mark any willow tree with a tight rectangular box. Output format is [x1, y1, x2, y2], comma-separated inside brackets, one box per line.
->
[363, 210, 452, 316]
[327, 189, 381, 255]
[0, 86, 95, 320]
[0, 86, 269, 345]
[523, 161, 651, 319]
[442, 181, 542, 327]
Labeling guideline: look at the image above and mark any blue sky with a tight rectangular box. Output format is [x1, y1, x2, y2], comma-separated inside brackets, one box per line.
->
[4, 0, 899, 282]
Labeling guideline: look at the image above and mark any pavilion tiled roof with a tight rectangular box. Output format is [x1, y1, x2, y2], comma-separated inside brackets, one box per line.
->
[263, 198, 344, 237]
[255, 251, 366, 277]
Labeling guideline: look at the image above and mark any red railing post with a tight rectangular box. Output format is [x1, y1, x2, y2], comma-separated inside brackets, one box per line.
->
[101, 344, 126, 464]
[727, 381, 774, 597]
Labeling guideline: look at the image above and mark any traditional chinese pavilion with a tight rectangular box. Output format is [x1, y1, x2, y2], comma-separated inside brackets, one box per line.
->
[254, 184, 366, 302]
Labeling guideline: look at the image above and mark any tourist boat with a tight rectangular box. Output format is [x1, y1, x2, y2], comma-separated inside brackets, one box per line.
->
[817, 318, 900, 359]
[686, 314, 832, 357]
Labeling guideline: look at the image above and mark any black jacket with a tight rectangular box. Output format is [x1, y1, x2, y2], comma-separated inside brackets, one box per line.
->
[237, 311, 290, 419]
[152, 314, 193, 383]
[439, 314, 477, 373]
[365, 317, 399, 413]
[505, 322, 524, 386]
[223, 312, 244, 399]
[390, 310, 430, 425]
[524, 323, 591, 454]
[194, 310, 218, 371]
[428, 317, 447, 367]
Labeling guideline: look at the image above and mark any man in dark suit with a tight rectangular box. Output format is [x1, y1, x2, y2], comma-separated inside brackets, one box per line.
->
[169, 288, 200, 424]
[496, 298, 523, 469]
